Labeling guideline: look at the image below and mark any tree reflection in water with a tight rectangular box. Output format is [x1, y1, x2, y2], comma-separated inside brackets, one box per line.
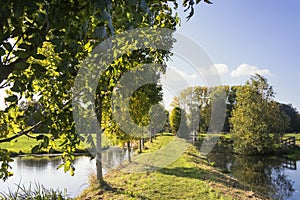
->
[197, 138, 295, 200]
[231, 156, 294, 200]
[16, 156, 61, 171]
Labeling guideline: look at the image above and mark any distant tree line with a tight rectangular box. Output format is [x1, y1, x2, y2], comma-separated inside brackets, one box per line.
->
[168, 74, 300, 155]
[169, 76, 300, 135]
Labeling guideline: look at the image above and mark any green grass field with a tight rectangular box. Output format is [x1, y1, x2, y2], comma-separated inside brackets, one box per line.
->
[0, 134, 85, 155]
[79, 134, 263, 200]
[0, 133, 112, 155]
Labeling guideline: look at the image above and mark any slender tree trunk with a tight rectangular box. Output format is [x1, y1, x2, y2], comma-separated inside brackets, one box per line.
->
[142, 138, 145, 150]
[139, 139, 142, 153]
[95, 97, 104, 184]
[149, 127, 153, 143]
[127, 141, 131, 163]
[96, 131, 104, 184]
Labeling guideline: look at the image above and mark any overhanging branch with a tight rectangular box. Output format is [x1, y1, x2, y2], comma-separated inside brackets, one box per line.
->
[0, 121, 42, 143]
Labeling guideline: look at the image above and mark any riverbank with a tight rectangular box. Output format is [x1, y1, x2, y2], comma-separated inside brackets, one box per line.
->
[78, 135, 265, 200]
[0, 134, 113, 157]
[198, 132, 300, 160]
[0, 134, 87, 156]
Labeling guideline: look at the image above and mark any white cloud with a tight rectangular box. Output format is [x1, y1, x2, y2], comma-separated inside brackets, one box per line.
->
[213, 64, 228, 75]
[231, 64, 271, 77]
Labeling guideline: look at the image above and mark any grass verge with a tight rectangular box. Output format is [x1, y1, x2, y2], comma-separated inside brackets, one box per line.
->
[78, 134, 265, 200]
[0, 134, 114, 156]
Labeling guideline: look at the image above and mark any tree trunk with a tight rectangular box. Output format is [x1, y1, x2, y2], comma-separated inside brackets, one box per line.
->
[96, 131, 104, 184]
[127, 141, 131, 163]
[139, 139, 142, 153]
[95, 97, 104, 184]
[149, 127, 153, 143]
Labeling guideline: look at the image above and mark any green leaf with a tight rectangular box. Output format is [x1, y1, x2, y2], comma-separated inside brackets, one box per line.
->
[204, 0, 213, 4]
[13, 0, 24, 18]
[56, 163, 64, 170]
[42, 136, 49, 148]
[32, 54, 47, 60]
[23, 1, 39, 10]
[59, 139, 68, 147]
[128, 0, 139, 6]
[32, 63, 46, 72]
[36, 134, 44, 141]
[11, 81, 25, 92]
[14, 50, 29, 58]
[3, 42, 13, 52]
[0, 48, 5, 56]
[18, 43, 31, 50]
[94, 27, 106, 40]
[15, 61, 29, 70]
[5, 95, 18, 103]
[70, 166, 75, 176]
[31, 145, 40, 154]
[11, 123, 21, 133]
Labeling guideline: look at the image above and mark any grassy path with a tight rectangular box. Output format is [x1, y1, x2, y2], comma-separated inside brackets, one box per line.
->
[79, 134, 264, 200]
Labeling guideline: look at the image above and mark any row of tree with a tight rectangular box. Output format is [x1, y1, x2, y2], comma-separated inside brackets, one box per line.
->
[169, 74, 300, 154]
[0, 0, 213, 182]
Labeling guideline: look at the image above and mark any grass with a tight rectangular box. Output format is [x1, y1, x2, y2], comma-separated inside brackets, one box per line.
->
[78, 134, 264, 200]
[0, 182, 70, 200]
[0, 134, 86, 155]
[0, 134, 111, 156]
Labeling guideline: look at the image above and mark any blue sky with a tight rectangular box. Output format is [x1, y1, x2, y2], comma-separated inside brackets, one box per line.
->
[164, 0, 300, 110]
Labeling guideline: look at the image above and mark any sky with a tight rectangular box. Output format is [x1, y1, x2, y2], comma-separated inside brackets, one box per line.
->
[1, 1, 300, 111]
[162, 0, 300, 110]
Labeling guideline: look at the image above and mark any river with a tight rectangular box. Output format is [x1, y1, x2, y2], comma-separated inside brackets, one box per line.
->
[200, 138, 300, 200]
[2, 140, 300, 199]
[0, 147, 128, 198]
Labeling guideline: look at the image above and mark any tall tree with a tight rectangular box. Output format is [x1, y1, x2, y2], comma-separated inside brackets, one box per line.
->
[0, 0, 213, 181]
[230, 74, 289, 155]
[170, 106, 182, 134]
[280, 103, 300, 133]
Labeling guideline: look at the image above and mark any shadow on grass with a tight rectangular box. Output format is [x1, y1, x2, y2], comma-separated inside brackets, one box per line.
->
[158, 153, 248, 191]
[95, 181, 149, 200]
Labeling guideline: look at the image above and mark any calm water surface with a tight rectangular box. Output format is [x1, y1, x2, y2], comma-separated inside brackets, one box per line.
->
[0, 147, 128, 198]
[201, 139, 300, 200]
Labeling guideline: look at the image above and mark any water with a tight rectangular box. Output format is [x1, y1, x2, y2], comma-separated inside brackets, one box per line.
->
[0, 147, 128, 198]
[199, 140, 300, 200]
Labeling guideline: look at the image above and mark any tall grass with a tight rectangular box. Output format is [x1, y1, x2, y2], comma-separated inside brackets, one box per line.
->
[0, 181, 70, 200]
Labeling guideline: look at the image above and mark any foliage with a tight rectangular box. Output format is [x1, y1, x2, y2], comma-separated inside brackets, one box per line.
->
[230, 74, 289, 155]
[169, 107, 182, 134]
[174, 86, 233, 133]
[149, 104, 168, 132]
[0, 0, 213, 181]
[0, 182, 69, 200]
[280, 103, 300, 133]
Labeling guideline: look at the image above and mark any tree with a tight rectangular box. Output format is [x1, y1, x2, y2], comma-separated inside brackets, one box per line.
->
[230, 74, 289, 155]
[149, 104, 168, 138]
[176, 85, 230, 133]
[0, 0, 213, 182]
[176, 108, 190, 139]
[280, 103, 300, 133]
[170, 107, 181, 134]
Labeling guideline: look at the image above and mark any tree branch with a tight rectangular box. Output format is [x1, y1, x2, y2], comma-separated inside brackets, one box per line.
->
[0, 121, 42, 143]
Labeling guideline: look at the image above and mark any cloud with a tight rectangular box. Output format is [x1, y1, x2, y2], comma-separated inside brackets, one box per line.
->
[213, 64, 228, 74]
[231, 64, 271, 77]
